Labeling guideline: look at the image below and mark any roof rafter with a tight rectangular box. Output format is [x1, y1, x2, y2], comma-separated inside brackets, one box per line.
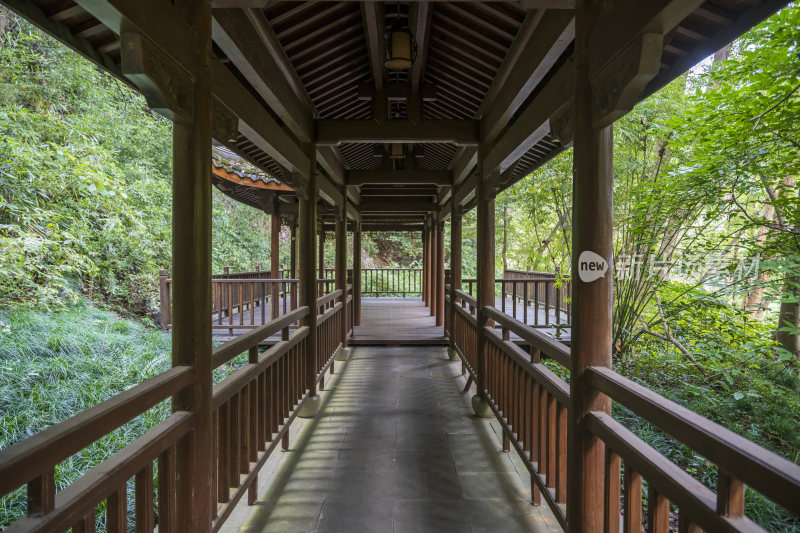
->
[479, 9, 574, 145]
[316, 119, 478, 145]
[211, 8, 314, 143]
[347, 169, 452, 187]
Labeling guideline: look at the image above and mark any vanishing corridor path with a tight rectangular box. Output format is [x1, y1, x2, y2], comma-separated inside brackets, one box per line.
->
[221, 345, 560, 533]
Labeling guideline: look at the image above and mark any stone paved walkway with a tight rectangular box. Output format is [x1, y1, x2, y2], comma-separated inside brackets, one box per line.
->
[220, 346, 560, 533]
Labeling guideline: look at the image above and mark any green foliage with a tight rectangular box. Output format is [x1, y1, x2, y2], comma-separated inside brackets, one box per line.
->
[0, 20, 173, 312]
[0, 300, 172, 529]
[0, 17, 279, 314]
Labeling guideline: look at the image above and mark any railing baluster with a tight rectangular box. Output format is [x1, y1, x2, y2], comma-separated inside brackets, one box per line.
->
[546, 394, 556, 491]
[604, 448, 621, 533]
[26, 467, 55, 516]
[717, 470, 745, 518]
[556, 403, 567, 503]
[135, 462, 154, 533]
[159, 444, 176, 532]
[107, 486, 127, 533]
[647, 486, 670, 533]
[229, 394, 240, 487]
[623, 466, 642, 533]
[678, 511, 701, 533]
[72, 511, 97, 533]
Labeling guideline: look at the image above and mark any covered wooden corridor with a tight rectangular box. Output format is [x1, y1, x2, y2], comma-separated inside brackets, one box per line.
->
[0, 1, 798, 533]
[219, 345, 559, 533]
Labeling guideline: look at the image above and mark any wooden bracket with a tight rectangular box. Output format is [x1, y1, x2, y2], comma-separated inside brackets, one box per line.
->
[550, 101, 574, 146]
[120, 32, 194, 124]
[211, 97, 240, 145]
[592, 33, 663, 128]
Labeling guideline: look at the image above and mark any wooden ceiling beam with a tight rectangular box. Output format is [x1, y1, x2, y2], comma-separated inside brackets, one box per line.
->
[360, 187, 438, 196]
[480, 10, 574, 145]
[316, 146, 346, 185]
[360, 201, 438, 213]
[450, 146, 478, 186]
[409, 1, 432, 94]
[211, 61, 312, 179]
[357, 84, 437, 101]
[484, 58, 573, 175]
[589, 0, 704, 79]
[212, 8, 313, 143]
[316, 120, 479, 146]
[360, 1, 386, 91]
[210, 1, 269, 7]
[361, 1, 387, 121]
[347, 169, 452, 186]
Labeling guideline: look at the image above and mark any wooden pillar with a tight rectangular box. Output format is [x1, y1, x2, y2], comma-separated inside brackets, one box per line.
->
[567, 0, 614, 529]
[430, 218, 437, 317]
[318, 225, 325, 295]
[353, 220, 362, 326]
[335, 206, 348, 349]
[422, 223, 428, 305]
[290, 220, 297, 310]
[270, 196, 280, 319]
[436, 220, 445, 326]
[298, 168, 318, 402]
[449, 204, 463, 344]
[170, 3, 212, 531]
[476, 171, 496, 403]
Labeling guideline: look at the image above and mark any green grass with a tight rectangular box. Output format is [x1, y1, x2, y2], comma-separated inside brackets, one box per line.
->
[0, 298, 254, 531]
[0, 299, 172, 530]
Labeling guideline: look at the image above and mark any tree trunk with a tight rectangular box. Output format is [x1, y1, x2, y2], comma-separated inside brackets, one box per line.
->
[0, 8, 9, 43]
[743, 204, 773, 318]
[776, 275, 800, 360]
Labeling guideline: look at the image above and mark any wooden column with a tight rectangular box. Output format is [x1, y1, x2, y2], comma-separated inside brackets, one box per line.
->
[298, 169, 318, 401]
[430, 218, 437, 317]
[422, 223, 428, 305]
[270, 196, 280, 319]
[567, 0, 614, 529]
[290, 220, 297, 310]
[335, 206, 348, 349]
[170, 3, 212, 531]
[436, 220, 445, 326]
[318, 226, 325, 295]
[475, 171, 496, 402]
[449, 204, 463, 343]
[353, 220, 362, 326]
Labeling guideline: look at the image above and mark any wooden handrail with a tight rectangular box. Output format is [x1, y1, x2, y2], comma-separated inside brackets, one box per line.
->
[586, 411, 745, 532]
[4, 412, 194, 533]
[483, 306, 570, 368]
[484, 326, 570, 405]
[213, 327, 309, 408]
[316, 289, 343, 309]
[212, 306, 309, 368]
[454, 289, 477, 308]
[317, 301, 344, 323]
[0, 365, 193, 497]
[587, 365, 800, 517]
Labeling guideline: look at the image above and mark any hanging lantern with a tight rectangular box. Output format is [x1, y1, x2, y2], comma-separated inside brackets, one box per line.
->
[390, 143, 405, 159]
[385, 22, 417, 70]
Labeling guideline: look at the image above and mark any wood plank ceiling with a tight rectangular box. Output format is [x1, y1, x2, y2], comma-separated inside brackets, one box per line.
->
[10, 0, 790, 216]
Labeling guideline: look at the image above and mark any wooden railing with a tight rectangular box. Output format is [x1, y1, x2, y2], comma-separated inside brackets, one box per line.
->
[446, 296, 800, 532]
[361, 268, 422, 297]
[159, 270, 339, 330]
[482, 305, 571, 529]
[502, 269, 571, 326]
[0, 366, 195, 532]
[211, 306, 309, 529]
[0, 285, 349, 533]
[460, 273, 572, 328]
